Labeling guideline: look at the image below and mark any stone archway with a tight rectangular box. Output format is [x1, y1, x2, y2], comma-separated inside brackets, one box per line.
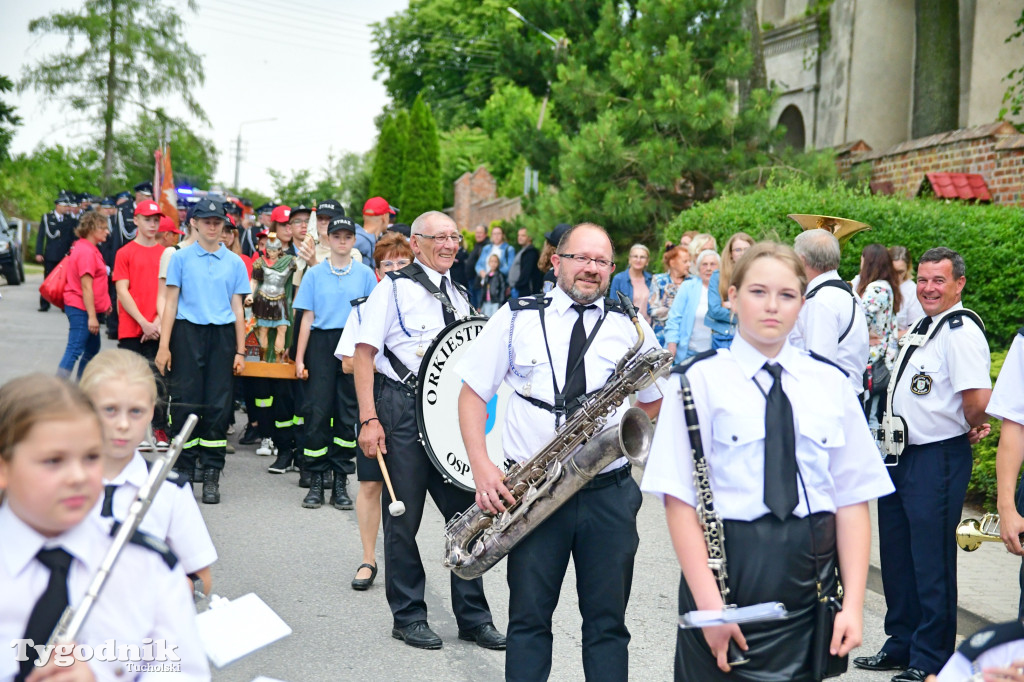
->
[777, 105, 806, 150]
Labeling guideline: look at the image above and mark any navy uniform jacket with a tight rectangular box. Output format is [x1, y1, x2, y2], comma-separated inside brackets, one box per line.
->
[35, 210, 77, 262]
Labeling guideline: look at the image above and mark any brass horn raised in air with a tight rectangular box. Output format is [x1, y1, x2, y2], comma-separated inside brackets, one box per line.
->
[955, 513, 1018, 552]
[787, 214, 871, 249]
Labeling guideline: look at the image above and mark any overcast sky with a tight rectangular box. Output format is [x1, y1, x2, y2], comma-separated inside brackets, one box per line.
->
[1, 0, 409, 195]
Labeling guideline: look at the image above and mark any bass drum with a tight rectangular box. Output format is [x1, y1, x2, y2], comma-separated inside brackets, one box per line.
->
[416, 316, 512, 491]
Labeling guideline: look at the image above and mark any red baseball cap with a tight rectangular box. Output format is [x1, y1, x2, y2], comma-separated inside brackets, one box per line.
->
[363, 197, 397, 217]
[134, 200, 163, 217]
[158, 216, 184, 235]
[256, 228, 269, 239]
[270, 206, 291, 223]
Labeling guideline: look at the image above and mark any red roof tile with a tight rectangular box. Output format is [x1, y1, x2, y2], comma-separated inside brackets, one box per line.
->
[922, 172, 992, 202]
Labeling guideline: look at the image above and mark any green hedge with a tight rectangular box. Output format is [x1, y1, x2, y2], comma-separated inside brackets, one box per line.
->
[665, 179, 1024, 350]
[969, 348, 1010, 510]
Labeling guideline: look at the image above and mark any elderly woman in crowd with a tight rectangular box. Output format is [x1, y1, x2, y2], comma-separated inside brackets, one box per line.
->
[704, 231, 753, 350]
[57, 211, 112, 379]
[609, 243, 654, 322]
[664, 248, 720, 363]
[649, 245, 692, 345]
[856, 243, 902, 429]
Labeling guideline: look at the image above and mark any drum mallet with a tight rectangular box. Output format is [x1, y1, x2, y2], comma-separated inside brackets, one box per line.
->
[376, 446, 406, 517]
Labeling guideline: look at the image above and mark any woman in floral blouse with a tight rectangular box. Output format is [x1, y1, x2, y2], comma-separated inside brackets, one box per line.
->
[649, 246, 691, 346]
[856, 243, 903, 428]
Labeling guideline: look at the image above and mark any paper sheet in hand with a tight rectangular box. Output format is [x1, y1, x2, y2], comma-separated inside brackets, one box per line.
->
[195, 593, 291, 668]
[678, 602, 789, 629]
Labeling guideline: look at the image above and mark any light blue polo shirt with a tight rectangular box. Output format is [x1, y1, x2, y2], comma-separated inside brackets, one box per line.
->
[293, 259, 377, 330]
[166, 242, 251, 325]
[353, 224, 375, 263]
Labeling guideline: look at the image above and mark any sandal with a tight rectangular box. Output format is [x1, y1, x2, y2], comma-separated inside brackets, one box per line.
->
[351, 562, 377, 591]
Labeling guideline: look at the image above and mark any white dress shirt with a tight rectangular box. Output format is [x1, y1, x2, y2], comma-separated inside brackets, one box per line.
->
[334, 303, 363, 360]
[790, 270, 869, 394]
[92, 452, 217, 575]
[0, 505, 210, 682]
[356, 259, 471, 382]
[456, 286, 663, 473]
[641, 336, 894, 520]
[986, 333, 1024, 425]
[936, 640, 1024, 681]
[891, 302, 991, 445]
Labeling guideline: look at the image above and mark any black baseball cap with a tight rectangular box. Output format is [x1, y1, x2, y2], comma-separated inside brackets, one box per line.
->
[289, 204, 313, 219]
[133, 181, 153, 196]
[388, 223, 411, 238]
[316, 199, 345, 219]
[327, 216, 356, 235]
[545, 222, 572, 247]
[192, 199, 227, 220]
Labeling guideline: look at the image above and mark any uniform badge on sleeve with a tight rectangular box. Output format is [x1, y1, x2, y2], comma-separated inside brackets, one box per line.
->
[910, 373, 932, 395]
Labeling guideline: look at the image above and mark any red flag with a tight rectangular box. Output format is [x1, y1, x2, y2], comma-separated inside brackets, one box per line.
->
[158, 146, 179, 224]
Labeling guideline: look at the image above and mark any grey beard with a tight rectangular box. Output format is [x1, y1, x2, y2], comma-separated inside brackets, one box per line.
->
[565, 280, 607, 304]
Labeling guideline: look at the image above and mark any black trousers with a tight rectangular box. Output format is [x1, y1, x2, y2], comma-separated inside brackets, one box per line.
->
[301, 328, 356, 475]
[105, 280, 118, 337]
[167, 320, 235, 472]
[675, 513, 837, 682]
[374, 377, 492, 629]
[878, 435, 972, 674]
[250, 377, 297, 450]
[1019, 482, 1024, 619]
[40, 259, 61, 310]
[117, 336, 168, 430]
[505, 467, 642, 682]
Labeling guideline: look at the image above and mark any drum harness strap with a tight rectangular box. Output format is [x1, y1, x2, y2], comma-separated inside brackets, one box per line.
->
[381, 263, 472, 390]
[804, 278, 857, 343]
[509, 294, 628, 426]
[879, 308, 985, 461]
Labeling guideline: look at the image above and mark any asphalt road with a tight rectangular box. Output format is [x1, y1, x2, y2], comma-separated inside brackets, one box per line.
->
[0, 274, 954, 682]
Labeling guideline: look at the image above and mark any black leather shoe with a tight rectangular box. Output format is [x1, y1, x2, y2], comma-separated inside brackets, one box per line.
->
[392, 621, 442, 650]
[853, 651, 908, 671]
[238, 424, 260, 445]
[458, 622, 506, 650]
[302, 473, 324, 509]
[331, 475, 354, 510]
[267, 449, 292, 474]
[891, 668, 927, 682]
[351, 562, 377, 590]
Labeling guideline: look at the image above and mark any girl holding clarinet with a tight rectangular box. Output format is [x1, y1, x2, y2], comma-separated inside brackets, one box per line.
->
[642, 240, 894, 681]
[0, 374, 209, 681]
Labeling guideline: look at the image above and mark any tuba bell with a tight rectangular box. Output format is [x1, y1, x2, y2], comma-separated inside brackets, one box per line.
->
[787, 214, 871, 250]
[955, 513, 1022, 552]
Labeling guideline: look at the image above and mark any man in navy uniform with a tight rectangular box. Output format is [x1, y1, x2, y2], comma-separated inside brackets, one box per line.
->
[855, 247, 992, 682]
[35, 190, 78, 312]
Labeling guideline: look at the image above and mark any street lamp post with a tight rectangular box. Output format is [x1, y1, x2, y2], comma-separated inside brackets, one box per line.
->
[234, 117, 278, 191]
[507, 7, 568, 196]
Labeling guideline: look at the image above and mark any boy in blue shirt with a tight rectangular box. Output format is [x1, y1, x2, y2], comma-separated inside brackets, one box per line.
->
[294, 216, 378, 509]
[156, 199, 250, 504]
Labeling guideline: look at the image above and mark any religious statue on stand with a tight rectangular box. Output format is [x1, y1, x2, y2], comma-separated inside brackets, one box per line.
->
[245, 233, 296, 361]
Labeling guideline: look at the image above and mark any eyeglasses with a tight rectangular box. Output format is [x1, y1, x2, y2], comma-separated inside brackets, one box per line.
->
[381, 259, 411, 269]
[414, 233, 463, 245]
[289, 219, 309, 226]
[558, 253, 615, 270]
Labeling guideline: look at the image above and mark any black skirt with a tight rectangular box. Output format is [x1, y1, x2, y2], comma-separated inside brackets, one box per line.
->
[675, 512, 838, 682]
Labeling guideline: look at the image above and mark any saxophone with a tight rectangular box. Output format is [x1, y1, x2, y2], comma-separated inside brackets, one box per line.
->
[443, 293, 672, 580]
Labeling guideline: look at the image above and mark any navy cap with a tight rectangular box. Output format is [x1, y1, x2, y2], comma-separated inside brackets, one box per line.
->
[289, 204, 312, 218]
[545, 222, 572, 247]
[256, 202, 275, 214]
[115, 191, 132, 203]
[100, 196, 116, 207]
[133, 181, 153, 195]
[327, 216, 356, 235]
[316, 199, 344, 219]
[388, 223, 411, 238]
[223, 200, 242, 215]
[192, 199, 227, 220]
[56, 190, 75, 206]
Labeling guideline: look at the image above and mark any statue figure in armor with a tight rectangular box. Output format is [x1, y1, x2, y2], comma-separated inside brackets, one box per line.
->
[246, 233, 296, 359]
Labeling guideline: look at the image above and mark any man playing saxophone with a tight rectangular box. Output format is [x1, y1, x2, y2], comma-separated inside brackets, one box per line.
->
[456, 223, 663, 681]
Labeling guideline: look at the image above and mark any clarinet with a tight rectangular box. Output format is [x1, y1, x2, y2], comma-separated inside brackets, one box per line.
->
[678, 372, 749, 666]
[44, 414, 198, 649]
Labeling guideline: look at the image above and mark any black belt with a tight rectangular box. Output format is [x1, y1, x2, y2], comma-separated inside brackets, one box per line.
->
[376, 372, 416, 397]
[582, 463, 631, 489]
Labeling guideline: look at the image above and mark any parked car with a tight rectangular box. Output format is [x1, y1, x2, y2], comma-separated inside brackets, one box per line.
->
[0, 208, 24, 285]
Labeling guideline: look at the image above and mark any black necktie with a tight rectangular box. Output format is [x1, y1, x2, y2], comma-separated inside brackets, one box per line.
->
[438, 277, 456, 325]
[18, 548, 73, 681]
[763, 363, 798, 520]
[915, 316, 933, 335]
[564, 304, 595, 405]
[100, 484, 117, 518]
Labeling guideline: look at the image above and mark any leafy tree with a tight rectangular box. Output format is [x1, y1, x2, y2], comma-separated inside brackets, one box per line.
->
[1000, 9, 1024, 120]
[912, 0, 959, 137]
[268, 150, 373, 216]
[369, 112, 407, 205]
[112, 111, 218, 189]
[268, 169, 317, 208]
[0, 144, 104, 220]
[439, 125, 490, 206]
[20, 0, 206, 191]
[400, 94, 443, 219]
[0, 75, 22, 164]
[524, 0, 776, 255]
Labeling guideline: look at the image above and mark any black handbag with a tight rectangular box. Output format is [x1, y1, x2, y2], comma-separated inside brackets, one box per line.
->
[864, 356, 891, 397]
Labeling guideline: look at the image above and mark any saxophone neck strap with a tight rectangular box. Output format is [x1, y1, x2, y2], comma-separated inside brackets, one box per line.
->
[536, 299, 608, 424]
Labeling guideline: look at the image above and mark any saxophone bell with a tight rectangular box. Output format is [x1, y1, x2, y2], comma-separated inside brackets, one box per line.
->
[956, 513, 1019, 552]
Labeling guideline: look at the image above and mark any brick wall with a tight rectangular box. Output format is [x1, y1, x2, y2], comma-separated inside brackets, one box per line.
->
[836, 121, 1024, 206]
[445, 166, 522, 231]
